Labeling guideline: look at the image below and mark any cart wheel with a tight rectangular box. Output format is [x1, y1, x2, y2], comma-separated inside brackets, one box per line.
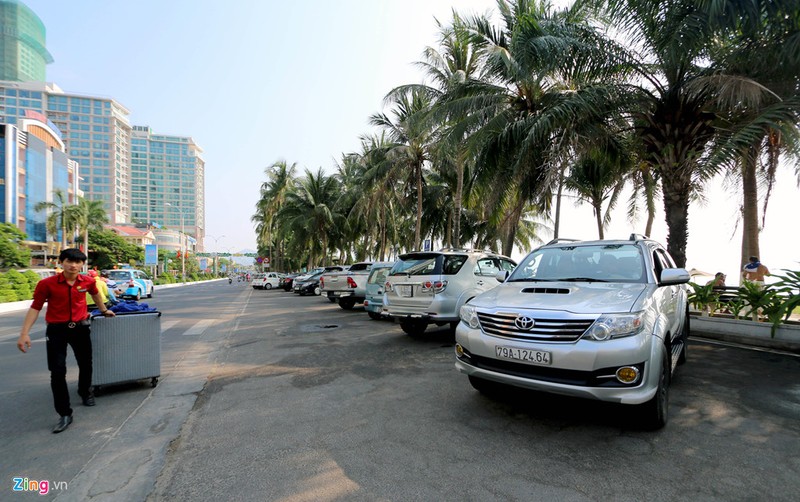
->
[151, 377, 158, 387]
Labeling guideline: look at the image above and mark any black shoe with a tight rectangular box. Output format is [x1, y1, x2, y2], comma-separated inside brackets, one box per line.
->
[82, 394, 96, 406]
[53, 415, 73, 433]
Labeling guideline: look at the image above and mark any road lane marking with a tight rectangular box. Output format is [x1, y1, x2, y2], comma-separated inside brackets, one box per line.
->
[160, 320, 180, 333]
[182, 319, 215, 336]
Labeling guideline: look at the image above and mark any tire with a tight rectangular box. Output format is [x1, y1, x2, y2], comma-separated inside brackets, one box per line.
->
[134, 289, 141, 301]
[368, 311, 382, 320]
[639, 351, 670, 430]
[314, 286, 321, 296]
[678, 306, 689, 365]
[400, 319, 427, 337]
[148, 286, 154, 298]
[339, 297, 356, 310]
[265, 283, 273, 290]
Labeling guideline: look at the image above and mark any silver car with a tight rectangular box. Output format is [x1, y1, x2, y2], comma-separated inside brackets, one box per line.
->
[454, 236, 690, 429]
[383, 249, 517, 336]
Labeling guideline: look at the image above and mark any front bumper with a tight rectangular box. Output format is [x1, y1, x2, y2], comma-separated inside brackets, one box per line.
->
[454, 323, 662, 404]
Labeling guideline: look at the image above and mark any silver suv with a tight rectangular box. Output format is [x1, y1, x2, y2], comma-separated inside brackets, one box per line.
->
[454, 236, 690, 429]
[383, 249, 517, 336]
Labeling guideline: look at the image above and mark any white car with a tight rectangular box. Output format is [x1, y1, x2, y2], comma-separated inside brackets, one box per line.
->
[252, 272, 283, 290]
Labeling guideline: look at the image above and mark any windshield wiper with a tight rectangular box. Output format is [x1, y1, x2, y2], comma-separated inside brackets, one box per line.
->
[506, 278, 548, 282]
[557, 277, 609, 282]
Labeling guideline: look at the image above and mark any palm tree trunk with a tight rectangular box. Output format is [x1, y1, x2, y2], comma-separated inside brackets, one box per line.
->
[553, 165, 565, 239]
[414, 162, 423, 250]
[501, 199, 525, 257]
[453, 159, 464, 247]
[740, 146, 760, 276]
[594, 201, 604, 239]
[660, 171, 691, 268]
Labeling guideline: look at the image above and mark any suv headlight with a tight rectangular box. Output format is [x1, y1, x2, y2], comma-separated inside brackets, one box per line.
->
[459, 305, 480, 329]
[583, 312, 645, 341]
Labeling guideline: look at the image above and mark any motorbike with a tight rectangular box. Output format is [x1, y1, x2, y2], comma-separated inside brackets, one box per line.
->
[228, 277, 232, 284]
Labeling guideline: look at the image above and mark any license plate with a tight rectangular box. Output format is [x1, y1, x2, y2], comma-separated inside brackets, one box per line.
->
[397, 285, 413, 297]
[495, 346, 551, 365]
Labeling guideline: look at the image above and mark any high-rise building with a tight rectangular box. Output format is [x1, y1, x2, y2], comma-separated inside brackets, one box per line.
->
[131, 125, 205, 250]
[0, 80, 132, 223]
[0, 0, 53, 82]
[1, 113, 80, 259]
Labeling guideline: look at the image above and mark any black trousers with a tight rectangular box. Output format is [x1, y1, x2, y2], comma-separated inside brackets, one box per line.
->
[45, 323, 93, 417]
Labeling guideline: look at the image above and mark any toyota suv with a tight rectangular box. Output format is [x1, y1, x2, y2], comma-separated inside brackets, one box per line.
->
[383, 249, 516, 336]
[454, 236, 690, 429]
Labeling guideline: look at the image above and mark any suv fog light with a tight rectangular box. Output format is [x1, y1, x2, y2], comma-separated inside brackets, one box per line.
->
[455, 344, 465, 357]
[616, 366, 640, 384]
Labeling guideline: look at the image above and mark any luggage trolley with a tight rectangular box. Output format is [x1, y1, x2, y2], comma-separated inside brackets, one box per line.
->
[90, 311, 161, 390]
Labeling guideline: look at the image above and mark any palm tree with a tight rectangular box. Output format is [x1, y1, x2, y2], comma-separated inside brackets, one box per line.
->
[277, 168, 342, 269]
[370, 88, 436, 251]
[69, 197, 109, 263]
[564, 142, 633, 239]
[582, 0, 800, 267]
[252, 161, 297, 271]
[34, 189, 72, 251]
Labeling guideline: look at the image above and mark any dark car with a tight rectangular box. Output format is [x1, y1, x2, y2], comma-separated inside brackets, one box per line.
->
[281, 273, 301, 291]
[293, 271, 324, 296]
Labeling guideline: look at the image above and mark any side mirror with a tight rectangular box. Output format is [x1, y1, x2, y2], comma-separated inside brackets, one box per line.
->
[661, 268, 690, 285]
[495, 270, 510, 283]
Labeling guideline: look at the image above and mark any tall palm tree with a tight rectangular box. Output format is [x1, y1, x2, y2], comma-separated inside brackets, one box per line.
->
[277, 168, 342, 269]
[34, 189, 72, 250]
[69, 197, 109, 262]
[252, 161, 297, 271]
[370, 88, 436, 251]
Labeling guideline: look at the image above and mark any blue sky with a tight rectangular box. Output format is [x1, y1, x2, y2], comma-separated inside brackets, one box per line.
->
[20, 0, 799, 280]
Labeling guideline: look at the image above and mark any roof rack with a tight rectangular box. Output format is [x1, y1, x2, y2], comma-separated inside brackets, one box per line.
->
[629, 233, 650, 241]
[544, 238, 580, 246]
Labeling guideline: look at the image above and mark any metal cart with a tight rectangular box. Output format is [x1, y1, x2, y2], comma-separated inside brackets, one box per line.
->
[90, 311, 161, 389]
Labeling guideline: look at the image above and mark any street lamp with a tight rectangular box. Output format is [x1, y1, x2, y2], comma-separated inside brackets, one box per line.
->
[165, 203, 187, 281]
[207, 234, 226, 276]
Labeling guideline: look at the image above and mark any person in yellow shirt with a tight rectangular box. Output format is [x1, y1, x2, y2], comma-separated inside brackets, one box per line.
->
[86, 270, 109, 309]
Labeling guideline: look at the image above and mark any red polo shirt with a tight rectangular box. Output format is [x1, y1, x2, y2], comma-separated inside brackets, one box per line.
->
[31, 273, 99, 323]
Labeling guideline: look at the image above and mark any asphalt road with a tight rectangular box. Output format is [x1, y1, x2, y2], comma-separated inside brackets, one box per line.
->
[2, 280, 799, 501]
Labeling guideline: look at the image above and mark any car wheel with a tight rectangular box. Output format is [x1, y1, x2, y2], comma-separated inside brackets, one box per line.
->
[368, 311, 382, 320]
[134, 289, 141, 301]
[639, 350, 670, 430]
[148, 286, 154, 298]
[339, 298, 356, 310]
[265, 283, 273, 290]
[678, 306, 689, 365]
[314, 286, 321, 296]
[400, 320, 427, 337]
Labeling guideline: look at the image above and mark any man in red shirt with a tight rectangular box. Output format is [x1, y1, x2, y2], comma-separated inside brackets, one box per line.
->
[17, 248, 115, 433]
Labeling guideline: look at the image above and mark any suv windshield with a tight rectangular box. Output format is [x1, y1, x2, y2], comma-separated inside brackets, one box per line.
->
[509, 244, 646, 283]
[390, 253, 468, 276]
[368, 267, 391, 285]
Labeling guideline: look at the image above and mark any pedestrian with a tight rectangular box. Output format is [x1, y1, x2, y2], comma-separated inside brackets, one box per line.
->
[16, 248, 116, 433]
[86, 270, 109, 309]
[742, 256, 770, 288]
[706, 272, 726, 288]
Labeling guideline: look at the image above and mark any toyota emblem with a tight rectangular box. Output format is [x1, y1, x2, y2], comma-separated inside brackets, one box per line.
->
[514, 315, 535, 331]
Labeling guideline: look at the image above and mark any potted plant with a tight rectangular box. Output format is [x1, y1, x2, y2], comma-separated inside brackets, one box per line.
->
[688, 282, 719, 316]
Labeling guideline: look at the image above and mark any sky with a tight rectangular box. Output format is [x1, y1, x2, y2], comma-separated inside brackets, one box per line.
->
[21, 0, 799, 281]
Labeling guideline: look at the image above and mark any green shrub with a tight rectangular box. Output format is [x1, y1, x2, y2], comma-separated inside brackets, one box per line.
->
[0, 274, 18, 302]
[22, 270, 41, 289]
[4, 269, 32, 300]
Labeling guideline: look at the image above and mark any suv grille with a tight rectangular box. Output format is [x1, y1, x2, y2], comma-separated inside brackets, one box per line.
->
[477, 311, 595, 342]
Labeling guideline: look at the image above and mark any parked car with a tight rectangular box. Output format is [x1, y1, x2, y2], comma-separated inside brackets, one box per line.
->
[454, 235, 691, 429]
[320, 262, 373, 310]
[383, 249, 517, 336]
[106, 269, 154, 300]
[293, 271, 325, 296]
[364, 262, 395, 320]
[252, 272, 283, 290]
[18, 268, 58, 280]
[281, 273, 301, 292]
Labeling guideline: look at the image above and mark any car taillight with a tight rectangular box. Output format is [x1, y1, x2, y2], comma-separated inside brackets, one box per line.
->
[347, 277, 357, 288]
[384, 281, 393, 292]
[128, 280, 135, 287]
[421, 280, 448, 293]
[320, 277, 324, 287]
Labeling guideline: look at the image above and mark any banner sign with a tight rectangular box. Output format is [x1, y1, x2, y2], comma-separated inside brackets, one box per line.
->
[144, 244, 158, 265]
